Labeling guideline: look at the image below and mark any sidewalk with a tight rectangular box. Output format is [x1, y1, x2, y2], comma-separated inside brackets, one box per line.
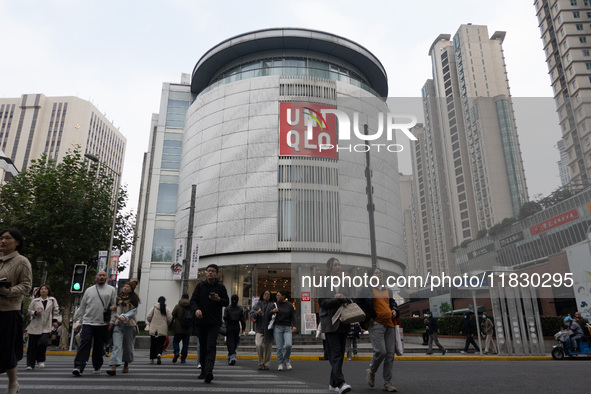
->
[45, 340, 551, 361]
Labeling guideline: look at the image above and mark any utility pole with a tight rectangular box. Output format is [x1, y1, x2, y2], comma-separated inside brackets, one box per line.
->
[182, 185, 197, 296]
[364, 124, 378, 267]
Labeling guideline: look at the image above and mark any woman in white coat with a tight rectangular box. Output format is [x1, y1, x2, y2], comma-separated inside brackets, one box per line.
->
[146, 296, 172, 364]
[26, 284, 59, 370]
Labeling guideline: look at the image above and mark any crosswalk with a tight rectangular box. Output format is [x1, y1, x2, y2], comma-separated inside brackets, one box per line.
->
[0, 356, 330, 393]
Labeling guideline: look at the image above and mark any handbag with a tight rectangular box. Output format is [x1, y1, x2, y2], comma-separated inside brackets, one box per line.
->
[394, 324, 404, 356]
[267, 303, 277, 330]
[96, 286, 111, 323]
[339, 302, 366, 324]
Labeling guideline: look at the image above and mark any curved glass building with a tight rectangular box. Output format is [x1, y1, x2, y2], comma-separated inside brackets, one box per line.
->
[131, 28, 406, 326]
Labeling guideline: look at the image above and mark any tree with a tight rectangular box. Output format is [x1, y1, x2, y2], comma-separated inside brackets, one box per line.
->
[0, 148, 135, 348]
[518, 201, 543, 220]
[537, 186, 574, 209]
[439, 302, 452, 315]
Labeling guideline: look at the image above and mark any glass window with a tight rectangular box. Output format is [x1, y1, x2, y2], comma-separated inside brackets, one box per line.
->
[580, 37, 588, 43]
[574, 11, 580, 18]
[151, 229, 174, 262]
[584, 50, 591, 56]
[156, 183, 178, 214]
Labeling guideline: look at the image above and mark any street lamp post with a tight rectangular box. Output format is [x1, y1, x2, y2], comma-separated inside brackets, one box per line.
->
[84, 153, 121, 268]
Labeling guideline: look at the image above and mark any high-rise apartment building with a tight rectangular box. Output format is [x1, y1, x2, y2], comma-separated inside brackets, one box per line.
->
[557, 139, 573, 185]
[535, 0, 591, 187]
[410, 24, 528, 275]
[0, 94, 126, 181]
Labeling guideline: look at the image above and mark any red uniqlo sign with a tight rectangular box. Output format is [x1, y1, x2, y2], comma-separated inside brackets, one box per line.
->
[301, 292, 311, 302]
[279, 103, 337, 159]
[529, 208, 579, 236]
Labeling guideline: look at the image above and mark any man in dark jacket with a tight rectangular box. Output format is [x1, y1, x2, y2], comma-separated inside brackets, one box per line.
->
[223, 294, 245, 365]
[171, 294, 192, 364]
[426, 311, 446, 355]
[190, 264, 229, 383]
[460, 313, 480, 354]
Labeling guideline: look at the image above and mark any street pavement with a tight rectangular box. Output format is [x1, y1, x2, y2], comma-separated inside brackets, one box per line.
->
[2, 349, 590, 393]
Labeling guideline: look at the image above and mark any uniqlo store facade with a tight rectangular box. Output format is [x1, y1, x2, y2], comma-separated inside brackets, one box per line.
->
[130, 28, 407, 330]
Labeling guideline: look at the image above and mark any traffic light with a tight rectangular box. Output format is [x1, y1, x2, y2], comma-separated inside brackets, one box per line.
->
[70, 264, 87, 293]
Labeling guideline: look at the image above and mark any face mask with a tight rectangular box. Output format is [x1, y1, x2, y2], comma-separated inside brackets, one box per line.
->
[482, 316, 487, 319]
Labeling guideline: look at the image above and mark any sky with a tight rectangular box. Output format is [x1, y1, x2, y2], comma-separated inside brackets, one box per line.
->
[1, 1, 563, 263]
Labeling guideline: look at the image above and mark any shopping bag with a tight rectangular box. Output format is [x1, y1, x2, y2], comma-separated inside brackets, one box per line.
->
[394, 324, 404, 356]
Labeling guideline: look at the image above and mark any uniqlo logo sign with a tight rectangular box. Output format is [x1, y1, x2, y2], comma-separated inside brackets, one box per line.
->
[279, 102, 337, 159]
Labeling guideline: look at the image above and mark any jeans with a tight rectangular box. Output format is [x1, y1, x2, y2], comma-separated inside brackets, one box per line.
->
[198, 325, 220, 374]
[173, 333, 190, 361]
[109, 325, 136, 366]
[273, 325, 292, 365]
[27, 333, 49, 368]
[74, 325, 108, 373]
[368, 322, 395, 382]
[346, 337, 357, 358]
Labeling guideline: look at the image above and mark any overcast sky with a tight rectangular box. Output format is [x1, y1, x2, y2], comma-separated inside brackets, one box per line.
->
[1, 1, 562, 217]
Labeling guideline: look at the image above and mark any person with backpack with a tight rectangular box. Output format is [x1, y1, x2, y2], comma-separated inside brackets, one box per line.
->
[171, 294, 192, 364]
[223, 294, 245, 365]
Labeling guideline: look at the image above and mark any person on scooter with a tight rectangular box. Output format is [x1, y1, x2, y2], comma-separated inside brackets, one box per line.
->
[574, 312, 590, 338]
[564, 316, 583, 352]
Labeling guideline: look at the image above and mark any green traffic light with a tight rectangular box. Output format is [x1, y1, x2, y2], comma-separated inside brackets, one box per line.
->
[73, 283, 81, 291]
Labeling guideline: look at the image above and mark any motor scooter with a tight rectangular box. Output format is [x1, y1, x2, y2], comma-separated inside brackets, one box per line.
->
[551, 326, 591, 360]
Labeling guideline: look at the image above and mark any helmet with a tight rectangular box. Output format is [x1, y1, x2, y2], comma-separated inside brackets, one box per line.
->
[564, 316, 573, 323]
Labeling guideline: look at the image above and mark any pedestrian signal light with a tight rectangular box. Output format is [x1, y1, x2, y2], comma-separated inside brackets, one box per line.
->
[70, 264, 87, 293]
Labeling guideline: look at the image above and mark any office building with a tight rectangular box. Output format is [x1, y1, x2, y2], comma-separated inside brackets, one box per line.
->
[0, 94, 125, 183]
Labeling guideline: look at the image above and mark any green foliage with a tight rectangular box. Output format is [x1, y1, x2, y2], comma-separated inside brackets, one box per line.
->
[460, 239, 472, 248]
[537, 186, 574, 209]
[540, 316, 563, 336]
[439, 302, 451, 314]
[475, 229, 488, 240]
[519, 201, 543, 220]
[0, 148, 135, 304]
[400, 317, 426, 333]
[488, 217, 518, 236]
[402, 316, 566, 337]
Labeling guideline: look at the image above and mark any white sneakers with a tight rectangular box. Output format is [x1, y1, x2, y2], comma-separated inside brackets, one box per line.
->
[339, 383, 352, 394]
[38, 362, 45, 368]
[277, 364, 284, 371]
[25, 366, 33, 371]
[285, 362, 292, 370]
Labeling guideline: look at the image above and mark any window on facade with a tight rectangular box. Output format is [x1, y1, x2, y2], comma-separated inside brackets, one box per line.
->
[156, 183, 178, 214]
[151, 229, 174, 262]
[580, 37, 588, 43]
[574, 11, 581, 18]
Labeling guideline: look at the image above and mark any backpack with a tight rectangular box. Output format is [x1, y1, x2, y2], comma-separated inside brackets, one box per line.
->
[180, 306, 193, 329]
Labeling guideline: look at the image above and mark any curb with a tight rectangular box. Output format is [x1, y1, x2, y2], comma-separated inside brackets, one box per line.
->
[45, 351, 551, 361]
